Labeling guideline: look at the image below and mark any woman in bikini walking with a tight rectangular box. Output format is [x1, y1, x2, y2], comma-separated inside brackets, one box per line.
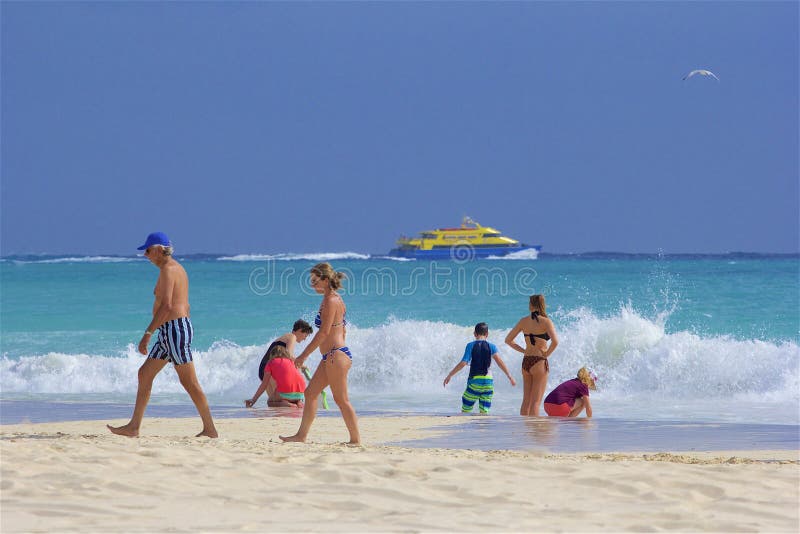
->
[280, 262, 360, 445]
[505, 294, 559, 416]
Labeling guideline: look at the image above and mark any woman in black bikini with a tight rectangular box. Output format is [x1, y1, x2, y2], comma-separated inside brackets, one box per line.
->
[505, 294, 559, 416]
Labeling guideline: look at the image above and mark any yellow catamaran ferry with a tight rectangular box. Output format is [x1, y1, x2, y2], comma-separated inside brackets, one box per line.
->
[388, 217, 541, 259]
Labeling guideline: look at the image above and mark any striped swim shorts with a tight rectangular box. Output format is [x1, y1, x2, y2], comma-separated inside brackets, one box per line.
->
[462, 374, 494, 413]
[148, 317, 194, 365]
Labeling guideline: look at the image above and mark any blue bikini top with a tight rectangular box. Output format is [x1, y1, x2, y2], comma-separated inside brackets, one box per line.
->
[314, 299, 347, 328]
[314, 312, 347, 328]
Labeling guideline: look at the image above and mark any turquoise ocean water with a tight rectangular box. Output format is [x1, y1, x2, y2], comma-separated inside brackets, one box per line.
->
[1, 252, 799, 448]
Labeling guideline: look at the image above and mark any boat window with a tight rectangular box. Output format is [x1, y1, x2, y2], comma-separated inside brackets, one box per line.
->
[484, 233, 501, 237]
[421, 233, 437, 239]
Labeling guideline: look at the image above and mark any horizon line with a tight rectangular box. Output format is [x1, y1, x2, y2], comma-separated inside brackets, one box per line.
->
[2, 250, 799, 259]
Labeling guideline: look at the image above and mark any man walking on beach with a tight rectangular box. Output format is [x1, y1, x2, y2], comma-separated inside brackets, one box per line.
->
[107, 232, 218, 438]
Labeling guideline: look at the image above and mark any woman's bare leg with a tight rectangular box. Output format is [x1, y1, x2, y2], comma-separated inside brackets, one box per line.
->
[280, 363, 328, 442]
[324, 353, 360, 444]
[530, 363, 549, 417]
[520, 370, 534, 416]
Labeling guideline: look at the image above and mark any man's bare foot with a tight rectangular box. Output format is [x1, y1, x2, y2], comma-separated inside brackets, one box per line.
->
[196, 428, 218, 438]
[279, 434, 306, 443]
[107, 424, 139, 437]
[342, 441, 361, 447]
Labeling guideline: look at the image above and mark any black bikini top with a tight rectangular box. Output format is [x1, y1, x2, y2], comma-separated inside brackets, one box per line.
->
[527, 332, 550, 342]
[526, 311, 550, 341]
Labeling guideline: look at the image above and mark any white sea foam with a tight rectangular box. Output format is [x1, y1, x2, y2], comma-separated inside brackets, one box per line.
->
[12, 256, 136, 264]
[372, 256, 417, 262]
[2, 309, 797, 423]
[217, 252, 371, 262]
[487, 248, 540, 260]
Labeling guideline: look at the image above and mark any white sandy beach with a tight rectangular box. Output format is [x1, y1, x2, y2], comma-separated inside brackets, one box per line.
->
[1, 416, 798, 533]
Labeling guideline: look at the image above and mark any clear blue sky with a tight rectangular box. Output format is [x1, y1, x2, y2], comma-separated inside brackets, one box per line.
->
[2, 1, 798, 255]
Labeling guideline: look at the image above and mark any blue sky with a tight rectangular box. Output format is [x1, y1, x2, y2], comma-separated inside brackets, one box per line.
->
[2, 1, 798, 255]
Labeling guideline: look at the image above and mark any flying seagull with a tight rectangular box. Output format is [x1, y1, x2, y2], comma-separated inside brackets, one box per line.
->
[683, 69, 720, 82]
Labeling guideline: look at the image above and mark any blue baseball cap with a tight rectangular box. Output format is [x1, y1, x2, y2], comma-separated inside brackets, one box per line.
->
[137, 232, 171, 250]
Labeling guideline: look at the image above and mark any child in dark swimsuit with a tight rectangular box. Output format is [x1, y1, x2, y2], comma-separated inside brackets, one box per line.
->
[443, 322, 516, 414]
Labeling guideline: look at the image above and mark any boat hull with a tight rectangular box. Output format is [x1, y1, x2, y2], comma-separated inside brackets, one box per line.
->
[387, 245, 542, 259]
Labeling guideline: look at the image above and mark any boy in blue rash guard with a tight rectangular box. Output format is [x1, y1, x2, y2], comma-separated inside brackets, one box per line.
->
[443, 323, 516, 413]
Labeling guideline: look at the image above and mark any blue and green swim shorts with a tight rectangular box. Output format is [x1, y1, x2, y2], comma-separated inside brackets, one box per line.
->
[462, 374, 494, 413]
